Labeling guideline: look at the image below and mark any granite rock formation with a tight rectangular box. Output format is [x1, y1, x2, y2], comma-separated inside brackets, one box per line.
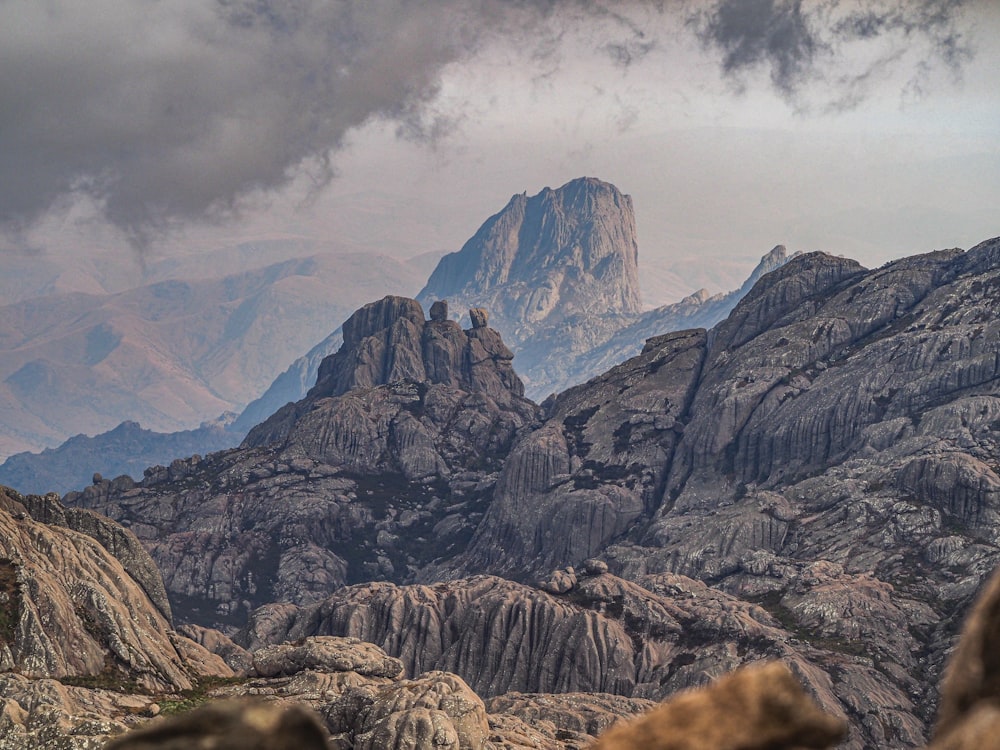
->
[104, 633, 650, 750]
[591, 661, 846, 750]
[241, 179, 787, 416]
[67, 297, 537, 627]
[420, 177, 643, 329]
[418, 178, 789, 398]
[88, 566, 1000, 749]
[237, 570, 925, 748]
[0, 485, 232, 749]
[64, 236, 1000, 747]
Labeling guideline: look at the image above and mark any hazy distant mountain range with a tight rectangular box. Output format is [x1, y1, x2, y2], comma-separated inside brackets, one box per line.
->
[0, 251, 429, 458]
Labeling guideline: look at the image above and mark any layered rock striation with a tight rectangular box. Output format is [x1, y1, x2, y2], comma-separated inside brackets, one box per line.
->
[0, 485, 232, 748]
[236, 570, 921, 748]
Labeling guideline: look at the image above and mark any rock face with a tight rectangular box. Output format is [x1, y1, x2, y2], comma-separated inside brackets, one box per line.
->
[68, 298, 537, 626]
[49, 564, 1000, 749]
[417, 177, 642, 399]
[105, 633, 635, 750]
[0, 485, 232, 749]
[457, 328, 706, 576]
[418, 179, 788, 398]
[0, 487, 198, 691]
[443, 239, 1000, 746]
[64, 236, 1000, 748]
[237, 570, 922, 749]
[420, 176, 642, 327]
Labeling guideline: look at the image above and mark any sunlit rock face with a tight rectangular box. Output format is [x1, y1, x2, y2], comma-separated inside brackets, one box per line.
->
[0, 485, 232, 748]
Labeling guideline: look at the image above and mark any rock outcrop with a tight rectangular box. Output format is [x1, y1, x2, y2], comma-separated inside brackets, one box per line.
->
[103, 633, 649, 750]
[97, 566, 1000, 749]
[0, 485, 232, 749]
[67, 298, 537, 626]
[420, 176, 643, 327]
[417, 177, 642, 400]
[455, 328, 706, 576]
[236, 571, 928, 748]
[591, 661, 846, 750]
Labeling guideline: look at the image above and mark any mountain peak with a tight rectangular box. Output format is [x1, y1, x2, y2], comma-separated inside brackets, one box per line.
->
[306, 295, 524, 403]
[418, 177, 641, 332]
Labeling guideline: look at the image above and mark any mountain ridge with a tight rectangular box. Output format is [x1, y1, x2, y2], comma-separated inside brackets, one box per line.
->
[65, 235, 1000, 747]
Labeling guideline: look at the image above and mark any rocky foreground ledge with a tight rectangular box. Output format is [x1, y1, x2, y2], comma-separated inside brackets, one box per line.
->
[98, 563, 1000, 750]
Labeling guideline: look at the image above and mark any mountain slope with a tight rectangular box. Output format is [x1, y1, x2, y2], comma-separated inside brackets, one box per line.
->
[67, 236, 1000, 748]
[240, 179, 789, 421]
[0, 416, 240, 496]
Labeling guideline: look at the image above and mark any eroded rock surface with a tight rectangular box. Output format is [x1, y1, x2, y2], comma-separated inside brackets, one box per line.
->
[236, 571, 930, 748]
[67, 298, 537, 627]
[62, 237, 1000, 747]
[0, 486, 232, 749]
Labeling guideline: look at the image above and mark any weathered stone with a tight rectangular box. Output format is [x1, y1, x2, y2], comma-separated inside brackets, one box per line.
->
[418, 178, 790, 400]
[252, 636, 403, 679]
[177, 624, 253, 674]
[0, 487, 228, 693]
[538, 568, 577, 594]
[429, 300, 448, 322]
[469, 307, 489, 328]
[352, 672, 490, 750]
[591, 662, 845, 750]
[104, 699, 328, 750]
[486, 692, 654, 738]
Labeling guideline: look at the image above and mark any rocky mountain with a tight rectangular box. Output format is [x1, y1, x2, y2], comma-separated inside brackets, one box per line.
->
[420, 176, 643, 326]
[0, 252, 426, 458]
[64, 236, 1000, 748]
[0, 485, 643, 749]
[237, 179, 788, 428]
[66, 296, 537, 626]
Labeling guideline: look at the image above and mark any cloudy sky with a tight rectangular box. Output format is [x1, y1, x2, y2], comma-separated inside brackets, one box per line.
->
[3, 0, 999, 298]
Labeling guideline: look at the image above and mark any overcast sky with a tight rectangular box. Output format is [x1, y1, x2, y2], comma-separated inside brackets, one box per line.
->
[3, 0, 999, 297]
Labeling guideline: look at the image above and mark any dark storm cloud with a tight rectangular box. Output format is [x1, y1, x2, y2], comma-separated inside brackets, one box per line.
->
[0, 0, 979, 244]
[691, 0, 973, 102]
[0, 0, 562, 244]
[692, 0, 819, 96]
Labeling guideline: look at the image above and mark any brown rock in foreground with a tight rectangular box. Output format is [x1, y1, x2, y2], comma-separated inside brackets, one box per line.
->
[0, 486, 223, 692]
[0, 486, 232, 749]
[592, 662, 845, 750]
[930, 566, 1000, 749]
[103, 700, 329, 750]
